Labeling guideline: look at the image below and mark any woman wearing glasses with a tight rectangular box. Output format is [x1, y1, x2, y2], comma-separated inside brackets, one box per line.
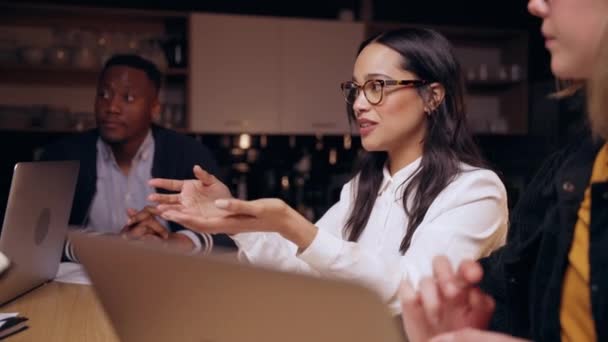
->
[149, 27, 508, 314]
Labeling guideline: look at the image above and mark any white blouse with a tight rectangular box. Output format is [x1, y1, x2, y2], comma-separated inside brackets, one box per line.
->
[232, 158, 508, 314]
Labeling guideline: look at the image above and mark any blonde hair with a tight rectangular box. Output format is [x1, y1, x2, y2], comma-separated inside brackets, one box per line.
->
[588, 24, 608, 140]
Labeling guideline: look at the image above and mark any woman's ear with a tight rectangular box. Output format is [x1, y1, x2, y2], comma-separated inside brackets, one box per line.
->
[425, 82, 445, 113]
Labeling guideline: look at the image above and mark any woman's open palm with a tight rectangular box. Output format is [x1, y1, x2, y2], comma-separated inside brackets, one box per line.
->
[148, 165, 232, 219]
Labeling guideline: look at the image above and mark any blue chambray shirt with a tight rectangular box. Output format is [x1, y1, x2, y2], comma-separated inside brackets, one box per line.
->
[86, 130, 168, 233]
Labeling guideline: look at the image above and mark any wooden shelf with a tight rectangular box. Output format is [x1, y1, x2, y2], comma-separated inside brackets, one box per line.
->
[0, 2, 187, 34]
[0, 126, 90, 133]
[0, 64, 188, 85]
[0, 124, 188, 134]
[0, 64, 99, 85]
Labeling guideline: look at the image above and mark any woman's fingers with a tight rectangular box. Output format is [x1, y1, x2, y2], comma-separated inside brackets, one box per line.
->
[149, 178, 184, 192]
[433, 256, 480, 301]
[458, 260, 484, 284]
[433, 256, 462, 298]
[467, 287, 496, 326]
[400, 278, 434, 342]
[433, 256, 455, 281]
[148, 193, 181, 204]
[430, 329, 528, 342]
[193, 165, 217, 186]
[418, 276, 443, 328]
[157, 204, 186, 213]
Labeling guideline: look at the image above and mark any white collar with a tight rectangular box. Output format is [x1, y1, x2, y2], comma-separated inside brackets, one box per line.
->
[377, 156, 422, 195]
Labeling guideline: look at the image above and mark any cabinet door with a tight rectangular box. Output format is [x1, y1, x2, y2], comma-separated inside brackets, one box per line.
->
[279, 19, 364, 135]
[189, 13, 281, 133]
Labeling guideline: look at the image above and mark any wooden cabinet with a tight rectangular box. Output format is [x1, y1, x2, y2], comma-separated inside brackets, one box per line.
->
[191, 14, 526, 135]
[189, 13, 363, 135]
[189, 13, 282, 134]
[279, 19, 364, 135]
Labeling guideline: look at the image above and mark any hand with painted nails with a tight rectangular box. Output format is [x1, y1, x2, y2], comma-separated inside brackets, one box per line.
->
[178, 198, 316, 248]
[148, 165, 233, 221]
[149, 165, 318, 249]
[399, 256, 496, 342]
[156, 195, 318, 250]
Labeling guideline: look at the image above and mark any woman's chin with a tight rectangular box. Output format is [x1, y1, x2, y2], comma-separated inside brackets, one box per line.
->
[551, 57, 590, 80]
[361, 139, 384, 152]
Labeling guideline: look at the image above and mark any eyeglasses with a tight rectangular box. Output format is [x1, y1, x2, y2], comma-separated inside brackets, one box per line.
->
[340, 79, 428, 105]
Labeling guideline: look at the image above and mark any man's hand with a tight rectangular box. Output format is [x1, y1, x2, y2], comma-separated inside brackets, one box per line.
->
[121, 206, 195, 252]
[122, 206, 169, 239]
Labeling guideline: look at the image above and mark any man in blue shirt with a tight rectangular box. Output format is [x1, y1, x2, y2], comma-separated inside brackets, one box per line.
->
[41, 54, 234, 260]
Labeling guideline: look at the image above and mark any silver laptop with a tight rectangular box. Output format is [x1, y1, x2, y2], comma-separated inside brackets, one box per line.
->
[71, 231, 406, 342]
[0, 161, 79, 305]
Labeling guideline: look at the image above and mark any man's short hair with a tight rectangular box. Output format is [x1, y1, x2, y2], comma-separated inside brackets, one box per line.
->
[100, 54, 162, 92]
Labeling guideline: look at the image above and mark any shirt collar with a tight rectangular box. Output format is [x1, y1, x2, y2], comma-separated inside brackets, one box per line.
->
[378, 156, 422, 195]
[98, 129, 154, 164]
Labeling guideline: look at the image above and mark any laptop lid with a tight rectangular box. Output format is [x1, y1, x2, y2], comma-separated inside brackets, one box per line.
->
[0, 161, 79, 305]
[71, 231, 405, 342]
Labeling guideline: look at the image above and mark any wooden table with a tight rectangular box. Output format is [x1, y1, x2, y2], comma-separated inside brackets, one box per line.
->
[2, 282, 118, 341]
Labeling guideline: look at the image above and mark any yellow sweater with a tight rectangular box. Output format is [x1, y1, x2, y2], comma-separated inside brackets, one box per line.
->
[560, 143, 608, 342]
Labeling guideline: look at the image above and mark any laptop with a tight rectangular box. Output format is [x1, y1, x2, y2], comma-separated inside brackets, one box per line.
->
[0, 161, 79, 305]
[71, 231, 406, 342]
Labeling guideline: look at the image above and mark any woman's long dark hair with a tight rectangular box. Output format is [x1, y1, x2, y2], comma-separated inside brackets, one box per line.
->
[344, 28, 486, 254]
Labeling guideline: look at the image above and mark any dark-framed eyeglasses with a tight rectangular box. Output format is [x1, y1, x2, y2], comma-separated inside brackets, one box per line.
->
[340, 79, 428, 105]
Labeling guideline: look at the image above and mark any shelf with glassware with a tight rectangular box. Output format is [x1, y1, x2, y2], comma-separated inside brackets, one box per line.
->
[0, 3, 187, 71]
[0, 3, 528, 136]
[0, 3, 190, 133]
[0, 98, 191, 133]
